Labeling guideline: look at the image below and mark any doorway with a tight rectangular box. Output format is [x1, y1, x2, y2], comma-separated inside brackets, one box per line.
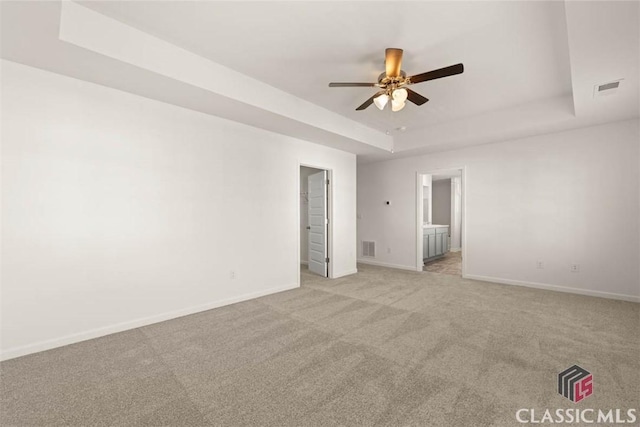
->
[416, 168, 465, 276]
[300, 165, 331, 280]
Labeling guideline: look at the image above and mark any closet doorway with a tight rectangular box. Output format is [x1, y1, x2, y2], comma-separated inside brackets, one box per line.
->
[300, 165, 331, 278]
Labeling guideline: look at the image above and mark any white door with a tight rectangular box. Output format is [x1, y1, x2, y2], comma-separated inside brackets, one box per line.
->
[308, 171, 328, 277]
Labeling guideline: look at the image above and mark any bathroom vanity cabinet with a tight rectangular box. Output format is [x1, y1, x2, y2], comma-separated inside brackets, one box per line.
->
[423, 225, 449, 261]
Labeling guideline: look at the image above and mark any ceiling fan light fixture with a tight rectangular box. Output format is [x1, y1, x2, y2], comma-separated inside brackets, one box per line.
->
[391, 98, 406, 112]
[373, 93, 389, 110]
[392, 88, 408, 103]
[328, 48, 463, 112]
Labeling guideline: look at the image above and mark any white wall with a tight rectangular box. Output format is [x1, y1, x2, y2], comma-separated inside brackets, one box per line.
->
[358, 119, 640, 301]
[0, 60, 357, 360]
[422, 174, 432, 224]
[422, 186, 429, 223]
[432, 179, 452, 227]
[299, 166, 323, 264]
[450, 177, 462, 251]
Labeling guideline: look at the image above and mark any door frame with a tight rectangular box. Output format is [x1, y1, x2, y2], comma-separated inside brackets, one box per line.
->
[415, 166, 467, 276]
[297, 162, 333, 285]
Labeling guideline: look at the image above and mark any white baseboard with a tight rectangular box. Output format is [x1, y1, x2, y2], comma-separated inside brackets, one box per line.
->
[463, 274, 639, 303]
[0, 283, 299, 362]
[450, 247, 461, 252]
[357, 258, 419, 272]
[300, 260, 309, 265]
[333, 268, 358, 278]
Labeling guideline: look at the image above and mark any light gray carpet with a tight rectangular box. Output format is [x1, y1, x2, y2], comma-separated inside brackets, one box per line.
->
[1, 264, 638, 426]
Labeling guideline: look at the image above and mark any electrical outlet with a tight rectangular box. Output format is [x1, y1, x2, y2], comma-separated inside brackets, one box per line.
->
[230, 271, 236, 279]
[570, 264, 579, 273]
[536, 261, 544, 269]
[387, 248, 391, 254]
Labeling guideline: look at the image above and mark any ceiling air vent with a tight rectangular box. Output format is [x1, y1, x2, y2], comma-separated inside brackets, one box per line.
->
[593, 80, 622, 97]
[362, 241, 376, 258]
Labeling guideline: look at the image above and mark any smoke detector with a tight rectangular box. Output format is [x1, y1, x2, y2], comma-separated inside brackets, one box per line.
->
[593, 79, 623, 98]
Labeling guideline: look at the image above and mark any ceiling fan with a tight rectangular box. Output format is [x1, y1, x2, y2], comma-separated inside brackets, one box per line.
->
[328, 48, 464, 112]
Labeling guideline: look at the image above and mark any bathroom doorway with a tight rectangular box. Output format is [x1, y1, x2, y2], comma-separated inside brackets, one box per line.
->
[416, 168, 465, 276]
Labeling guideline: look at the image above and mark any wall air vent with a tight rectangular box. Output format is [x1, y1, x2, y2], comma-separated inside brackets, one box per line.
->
[593, 79, 622, 97]
[362, 241, 376, 258]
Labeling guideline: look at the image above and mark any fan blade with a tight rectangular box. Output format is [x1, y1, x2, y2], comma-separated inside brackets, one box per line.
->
[329, 82, 377, 87]
[385, 48, 403, 78]
[356, 90, 386, 111]
[406, 88, 429, 106]
[408, 63, 464, 84]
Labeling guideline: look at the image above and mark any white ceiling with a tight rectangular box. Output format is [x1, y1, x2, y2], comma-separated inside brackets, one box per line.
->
[79, 1, 573, 134]
[1, 1, 393, 157]
[2, 1, 638, 163]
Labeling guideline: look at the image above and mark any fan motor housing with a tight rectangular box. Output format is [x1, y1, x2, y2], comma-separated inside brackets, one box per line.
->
[378, 71, 407, 87]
